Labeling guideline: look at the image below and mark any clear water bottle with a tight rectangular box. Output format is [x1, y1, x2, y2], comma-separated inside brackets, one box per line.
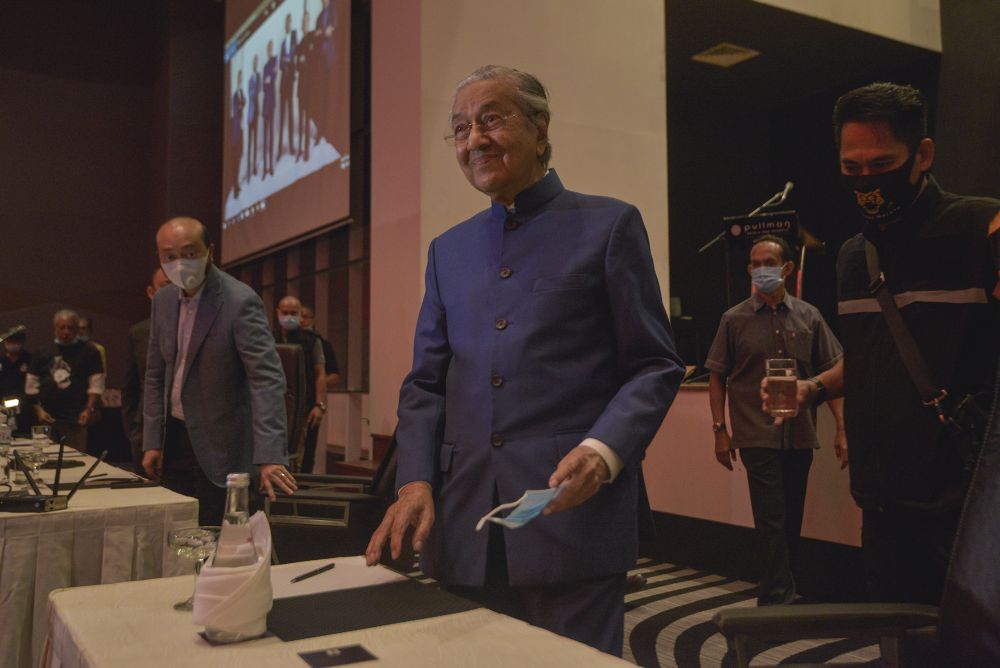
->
[205, 472, 258, 643]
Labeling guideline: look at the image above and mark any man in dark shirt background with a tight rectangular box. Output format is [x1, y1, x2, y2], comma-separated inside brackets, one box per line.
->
[25, 309, 104, 451]
[0, 328, 32, 435]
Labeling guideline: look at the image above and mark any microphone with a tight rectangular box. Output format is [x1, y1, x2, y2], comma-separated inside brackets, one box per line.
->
[0, 325, 25, 343]
[777, 181, 794, 204]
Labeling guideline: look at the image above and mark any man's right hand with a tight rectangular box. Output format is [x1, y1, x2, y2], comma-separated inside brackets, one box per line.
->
[35, 406, 55, 424]
[142, 449, 163, 481]
[760, 377, 812, 426]
[365, 482, 434, 566]
[714, 430, 736, 470]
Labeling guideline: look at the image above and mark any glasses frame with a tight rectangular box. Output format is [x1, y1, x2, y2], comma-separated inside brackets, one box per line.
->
[444, 113, 520, 146]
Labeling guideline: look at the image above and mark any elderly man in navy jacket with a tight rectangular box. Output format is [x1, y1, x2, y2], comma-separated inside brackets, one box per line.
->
[366, 65, 683, 655]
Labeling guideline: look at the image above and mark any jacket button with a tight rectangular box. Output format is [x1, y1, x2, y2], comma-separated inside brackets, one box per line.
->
[491, 433, 504, 447]
[491, 375, 504, 387]
[499, 267, 512, 279]
[495, 318, 508, 330]
[504, 220, 519, 231]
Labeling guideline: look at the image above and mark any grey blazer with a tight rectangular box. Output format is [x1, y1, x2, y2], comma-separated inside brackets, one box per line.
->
[142, 265, 288, 485]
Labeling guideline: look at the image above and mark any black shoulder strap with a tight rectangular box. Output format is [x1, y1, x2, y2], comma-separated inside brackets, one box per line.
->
[863, 240, 950, 415]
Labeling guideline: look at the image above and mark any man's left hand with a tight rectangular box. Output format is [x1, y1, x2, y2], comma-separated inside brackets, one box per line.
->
[77, 408, 92, 427]
[544, 446, 610, 515]
[306, 406, 324, 429]
[834, 429, 848, 469]
[259, 464, 298, 500]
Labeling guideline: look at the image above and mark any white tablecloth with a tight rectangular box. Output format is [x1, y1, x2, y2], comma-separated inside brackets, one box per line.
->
[41, 557, 631, 668]
[1, 444, 198, 668]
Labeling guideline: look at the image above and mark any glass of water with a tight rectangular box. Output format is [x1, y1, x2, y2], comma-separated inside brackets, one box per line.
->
[25, 444, 48, 482]
[167, 526, 221, 611]
[766, 358, 799, 417]
[31, 425, 51, 444]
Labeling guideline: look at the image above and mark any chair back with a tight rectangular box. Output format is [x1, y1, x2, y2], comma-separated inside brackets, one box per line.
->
[369, 429, 399, 499]
[939, 362, 1000, 663]
[276, 343, 308, 471]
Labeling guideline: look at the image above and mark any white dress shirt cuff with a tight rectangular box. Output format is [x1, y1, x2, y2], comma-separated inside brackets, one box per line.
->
[580, 438, 623, 482]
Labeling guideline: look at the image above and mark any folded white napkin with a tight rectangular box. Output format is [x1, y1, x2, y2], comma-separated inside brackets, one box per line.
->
[192, 511, 273, 639]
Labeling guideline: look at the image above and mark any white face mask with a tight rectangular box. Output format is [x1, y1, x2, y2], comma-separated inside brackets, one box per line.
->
[162, 256, 208, 292]
[279, 314, 301, 330]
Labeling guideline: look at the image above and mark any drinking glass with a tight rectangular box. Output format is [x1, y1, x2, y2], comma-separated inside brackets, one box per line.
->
[168, 526, 221, 611]
[31, 425, 51, 444]
[25, 445, 47, 483]
[766, 358, 799, 417]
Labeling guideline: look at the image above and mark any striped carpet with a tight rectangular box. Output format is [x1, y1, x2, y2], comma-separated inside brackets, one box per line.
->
[623, 558, 880, 667]
[407, 557, 881, 667]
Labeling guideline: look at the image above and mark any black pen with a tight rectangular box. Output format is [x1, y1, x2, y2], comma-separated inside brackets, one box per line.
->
[290, 561, 337, 583]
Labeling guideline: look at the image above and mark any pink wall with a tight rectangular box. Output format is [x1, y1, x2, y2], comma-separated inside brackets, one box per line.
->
[368, 0, 422, 436]
[643, 387, 863, 546]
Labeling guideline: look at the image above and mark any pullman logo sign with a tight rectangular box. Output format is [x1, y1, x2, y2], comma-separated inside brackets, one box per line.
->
[723, 210, 799, 249]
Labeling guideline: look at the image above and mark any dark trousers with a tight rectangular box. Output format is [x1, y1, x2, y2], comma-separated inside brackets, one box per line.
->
[445, 523, 626, 656]
[262, 112, 275, 174]
[229, 138, 243, 196]
[297, 103, 310, 160]
[247, 117, 258, 177]
[163, 417, 226, 526]
[740, 447, 813, 605]
[862, 505, 959, 604]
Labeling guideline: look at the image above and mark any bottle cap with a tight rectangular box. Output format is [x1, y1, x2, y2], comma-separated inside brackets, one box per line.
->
[226, 472, 251, 487]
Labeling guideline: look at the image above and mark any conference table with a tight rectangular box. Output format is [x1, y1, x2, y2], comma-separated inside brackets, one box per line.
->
[0, 441, 198, 668]
[41, 556, 631, 667]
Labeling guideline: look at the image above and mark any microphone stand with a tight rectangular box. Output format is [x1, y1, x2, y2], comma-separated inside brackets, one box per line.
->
[698, 184, 793, 307]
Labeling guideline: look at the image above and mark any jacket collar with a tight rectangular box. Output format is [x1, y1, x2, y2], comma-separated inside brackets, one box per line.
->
[489, 169, 564, 221]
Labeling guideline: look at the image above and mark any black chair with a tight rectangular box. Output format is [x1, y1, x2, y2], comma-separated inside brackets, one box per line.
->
[264, 431, 401, 564]
[713, 366, 1000, 667]
[275, 344, 309, 473]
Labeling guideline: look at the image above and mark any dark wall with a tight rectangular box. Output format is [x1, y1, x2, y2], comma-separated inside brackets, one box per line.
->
[935, 0, 1000, 198]
[0, 0, 221, 386]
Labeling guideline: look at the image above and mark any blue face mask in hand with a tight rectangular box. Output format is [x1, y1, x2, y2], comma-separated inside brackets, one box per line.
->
[751, 266, 785, 294]
[475, 486, 564, 531]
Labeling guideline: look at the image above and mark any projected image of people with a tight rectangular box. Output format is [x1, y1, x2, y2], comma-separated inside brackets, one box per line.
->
[222, 0, 351, 264]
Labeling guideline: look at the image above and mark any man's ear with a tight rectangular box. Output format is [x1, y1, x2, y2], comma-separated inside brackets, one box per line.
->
[781, 260, 795, 279]
[535, 113, 550, 158]
[914, 137, 935, 176]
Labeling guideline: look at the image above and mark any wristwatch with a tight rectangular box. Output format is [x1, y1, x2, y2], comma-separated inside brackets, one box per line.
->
[712, 421, 727, 434]
[807, 377, 827, 405]
[315, 401, 327, 413]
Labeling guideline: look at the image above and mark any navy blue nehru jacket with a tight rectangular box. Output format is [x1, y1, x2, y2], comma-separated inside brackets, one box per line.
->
[394, 169, 684, 587]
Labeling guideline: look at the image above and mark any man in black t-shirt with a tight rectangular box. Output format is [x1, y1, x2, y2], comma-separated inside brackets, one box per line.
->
[25, 310, 105, 452]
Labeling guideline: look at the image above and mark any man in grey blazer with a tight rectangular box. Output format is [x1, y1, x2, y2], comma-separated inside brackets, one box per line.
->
[143, 217, 297, 524]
